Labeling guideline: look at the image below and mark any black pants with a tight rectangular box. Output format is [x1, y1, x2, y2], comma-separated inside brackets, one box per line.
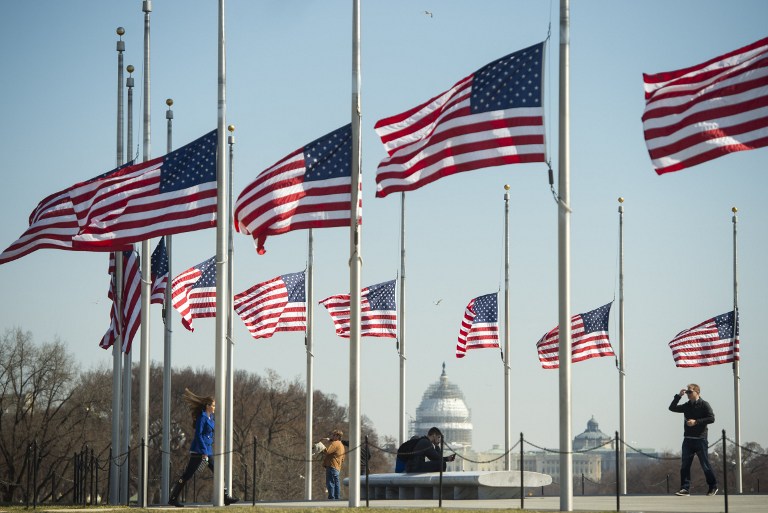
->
[177, 454, 214, 484]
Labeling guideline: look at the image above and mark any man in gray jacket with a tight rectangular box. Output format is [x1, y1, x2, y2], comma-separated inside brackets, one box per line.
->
[668, 383, 718, 496]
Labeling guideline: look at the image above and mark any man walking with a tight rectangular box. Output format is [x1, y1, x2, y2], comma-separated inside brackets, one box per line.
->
[668, 384, 718, 496]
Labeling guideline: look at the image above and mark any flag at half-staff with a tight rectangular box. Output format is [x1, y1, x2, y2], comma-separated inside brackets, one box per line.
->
[374, 41, 546, 198]
[0, 162, 134, 266]
[171, 256, 216, 332]
[234, 124, 357, 255]
[234, 271, 307, 340]
[150, 237, 170, 306]
[100, 249, 141, 353]
[69, 130, 218, 250]
[668, 310, 739, 367]
[319, 279, 397, 338]
[642, 36, 768, 175]
[456, 293, 499, 358]
[536, 302, 615, 369]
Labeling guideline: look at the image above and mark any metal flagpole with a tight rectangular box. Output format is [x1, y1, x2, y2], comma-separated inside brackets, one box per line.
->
[503, 184, 512, 471]
[110, 26, 125, 506]
[226, 124, 235, 497]
[160, 98, 174, 505]
[732, 206, 743, 493]
[348, 0, 363, 505]
[213, 0, 228, 506]
[305, 229, 314, 500]
[398, 192, 406, 446]
[558, 0, 573, 510]
[618, 197, 626, 495]
[138, 0, 152, 506]
[121, 63, 135, 505]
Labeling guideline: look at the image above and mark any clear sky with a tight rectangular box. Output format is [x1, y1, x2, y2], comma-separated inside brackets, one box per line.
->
[1, 1, 766, 455]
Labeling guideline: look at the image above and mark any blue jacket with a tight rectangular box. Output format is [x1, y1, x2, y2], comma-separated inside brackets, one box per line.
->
[189, 411, 215, 456]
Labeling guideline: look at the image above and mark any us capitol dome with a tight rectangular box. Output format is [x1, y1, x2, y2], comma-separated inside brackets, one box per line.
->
[411, 363, 473, 449]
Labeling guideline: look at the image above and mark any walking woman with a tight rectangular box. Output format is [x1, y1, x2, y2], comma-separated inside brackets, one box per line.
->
[168, 389, 238, 506]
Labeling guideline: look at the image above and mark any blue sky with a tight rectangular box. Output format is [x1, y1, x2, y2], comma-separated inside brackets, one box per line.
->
[1, 1, 766, 456]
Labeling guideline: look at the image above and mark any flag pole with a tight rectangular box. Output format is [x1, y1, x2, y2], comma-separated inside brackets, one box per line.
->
[503, 184, 512, 471]
[121, 62, 135, 505]
[558, 0, 573, 510]
[213, 0, 228, 506]
[398, 192, 407, 446]
[618, 197, 626, 495]
[225, 124, 235, 496]
[305, 229, 315, 500]
[160, 98, 174, 505]
[348, 0, 363, 505]
[138, 0, 152, 506]
[731, 206, 742, 493]
[110, 26, 125, 506]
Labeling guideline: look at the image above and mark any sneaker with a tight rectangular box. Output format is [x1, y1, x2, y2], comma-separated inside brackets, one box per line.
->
[168, 499, 184, 507]
[675, 489, 690, 496]
[224, 494, 240, 506]
[707, 488, 718, 496]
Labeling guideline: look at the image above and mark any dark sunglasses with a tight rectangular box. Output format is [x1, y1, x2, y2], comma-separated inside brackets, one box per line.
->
[685, 390, 694, 394]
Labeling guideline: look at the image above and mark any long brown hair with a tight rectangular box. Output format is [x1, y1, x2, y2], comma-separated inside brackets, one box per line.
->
[182, 388, 215, 427]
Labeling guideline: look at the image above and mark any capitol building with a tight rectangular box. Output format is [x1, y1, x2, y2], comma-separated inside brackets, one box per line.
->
[410, 364, 658, 481]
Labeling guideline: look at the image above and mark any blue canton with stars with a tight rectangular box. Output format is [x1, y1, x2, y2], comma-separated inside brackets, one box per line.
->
[366, 280, 396, 311]
[192, 256, 217, 289]
[160, 129, 217, 193]
[473, 293, 498, 323]
[151, 238, 169, 279]
[715, 311, 737, 339]
[581, 303, 612, 333]
[303, 124, 352, 183]
[471, 42, 544, 114]
[281, 271, 306, 303]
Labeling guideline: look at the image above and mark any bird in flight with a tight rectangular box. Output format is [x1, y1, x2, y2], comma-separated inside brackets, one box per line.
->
[433, 299, 443, 306]
[424, 10, 433, 18]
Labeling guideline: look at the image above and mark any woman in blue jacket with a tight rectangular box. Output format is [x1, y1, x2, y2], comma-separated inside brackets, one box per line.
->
[168, 389, 238, 506]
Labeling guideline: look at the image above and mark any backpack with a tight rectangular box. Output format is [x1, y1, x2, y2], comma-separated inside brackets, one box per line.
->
[394, 436, 423, 473]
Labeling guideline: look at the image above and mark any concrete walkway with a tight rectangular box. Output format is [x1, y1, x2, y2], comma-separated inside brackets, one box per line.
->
[240, 494, 767, 513]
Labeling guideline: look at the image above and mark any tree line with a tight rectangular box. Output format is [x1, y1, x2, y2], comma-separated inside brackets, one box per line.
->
[0, 327, 394, 504]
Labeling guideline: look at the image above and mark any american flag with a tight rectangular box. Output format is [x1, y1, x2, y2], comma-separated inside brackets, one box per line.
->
[456, 293, 499, 358]
[642, 36, 768, 175]
[234, 124, 358, 255]
[171, 256, 216, 332]
[374, 42, 546, 198]
[668, 311, 739, 367]
[234, 271, 306, 340]
[150, 237, 170, 306]
[319, 279, 397, 338]
[536, 303, 615, 369]
[0, 163, 133, 266]
[69, 130, 218, 249]
[100, 249, 141, 353]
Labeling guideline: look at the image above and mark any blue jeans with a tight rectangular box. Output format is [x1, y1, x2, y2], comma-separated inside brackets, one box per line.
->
[325, 467, 340, 499]
[680, 437, 717, 490]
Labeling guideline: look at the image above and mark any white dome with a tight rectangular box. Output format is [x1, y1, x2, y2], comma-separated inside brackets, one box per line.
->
[413, 363, 473, 449]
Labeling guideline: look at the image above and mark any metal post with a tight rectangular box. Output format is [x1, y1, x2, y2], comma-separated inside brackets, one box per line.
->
[504, 185, 512, 472]
[125, 445, 131, 506]
[615, 431, 620, 511]
[438, 437, 444, 507]
[398, 192, 407, 447]
[723, 430, 729, 513]
[731, 207, 742, 494]
[520, 432, 524, 510]
[160, 98, 174, 506]
[106, 448, 112, 505]
[557, 2, 574, 511]
[252, 436, 257, 506]
[618, 198, 626, 495]
[226, 123, 236, 502]
[365, 435, 369, 507]
[305, 229, 314, 500]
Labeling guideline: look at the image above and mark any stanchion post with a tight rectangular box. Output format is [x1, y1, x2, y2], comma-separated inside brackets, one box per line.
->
[364, 435, 369, 507]
[581, 473, 584, 496]
[438, 435, 444, 508]
[140, 438, 145, 507]
[126, 446, 131, 506]
[615, 431, 620, 512]
[33, 440, 39, 509]
[520, 432, 524, 510]
[106, 448, 112, 505]
[72, 452, 77, 504]
[722, 430, 729, 513]
[666, 473, 669, 494]
[252, 436, 257, 506]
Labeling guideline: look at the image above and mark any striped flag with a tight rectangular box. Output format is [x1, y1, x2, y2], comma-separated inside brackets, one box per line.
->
[0, 163, 133, 266]
[234, 124, 358, 255]
[100, 249, 141, 353]
[319, 279, 397, 338]
[150, 237, 170, 306]
[69, 130, 218, 250]
[374, 42, 546, 198]
[234, 271, 306, 340]
[456, 293, 499, 358]
[536, 303, 615, 369]
[668, 311, 739, 367]
[171, 256, 216, 332]
[642, 36, 768, 175]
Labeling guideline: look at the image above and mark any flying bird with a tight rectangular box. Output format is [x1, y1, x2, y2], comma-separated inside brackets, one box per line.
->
[424, 10, 433, 18]
[433, 299, 443, 306]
